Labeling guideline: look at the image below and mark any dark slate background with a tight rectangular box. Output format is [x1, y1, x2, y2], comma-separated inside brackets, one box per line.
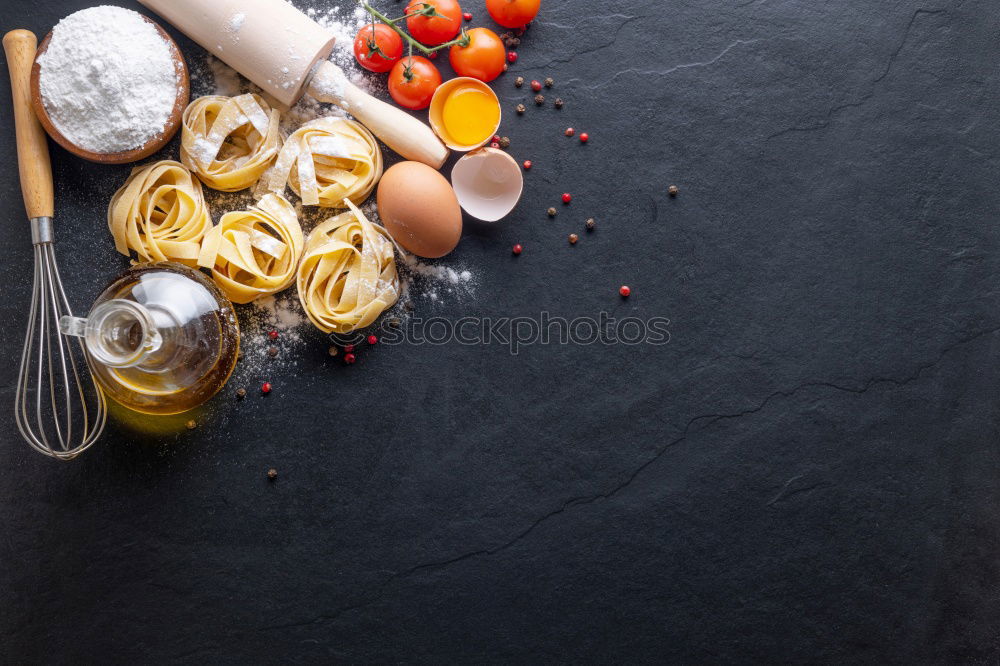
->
[2, 0, 999, 662]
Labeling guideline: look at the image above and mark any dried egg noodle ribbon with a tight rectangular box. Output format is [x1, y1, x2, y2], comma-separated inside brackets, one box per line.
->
[260, 117, 382, 208]
[197, 193, 303, 304]
[297, 199, 399, 333]
[107, 160, 212, 266]
[180, 94, 280, 192]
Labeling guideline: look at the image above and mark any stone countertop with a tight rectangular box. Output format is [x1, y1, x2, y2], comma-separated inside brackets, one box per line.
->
[1, 0, 998, 661]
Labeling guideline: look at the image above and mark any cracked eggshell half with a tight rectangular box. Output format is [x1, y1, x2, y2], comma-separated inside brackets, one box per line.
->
[451, 147, 523, 222]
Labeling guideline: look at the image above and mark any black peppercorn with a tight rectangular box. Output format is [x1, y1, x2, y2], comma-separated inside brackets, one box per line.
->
[516, 103, 526, 114]
[586, 218, 596, 231]
[547, 207, 557, 217]
[267, 468, 277, 480]
[186, 419, 196, 430]
[515, 76, 524, 87]
[534, 94, 545, 105]
[268, 346, 278, 357]
[668, 185, 679, 197]
[554, 98, 564, 109]
[544, 77, 554, 88]
[499, 136, 510, 148]
[236, 388, 246, 399]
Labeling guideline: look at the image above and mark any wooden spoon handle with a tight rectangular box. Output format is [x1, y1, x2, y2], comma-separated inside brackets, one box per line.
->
[3, 30, 53, 220]
[308, 61, 449, 169]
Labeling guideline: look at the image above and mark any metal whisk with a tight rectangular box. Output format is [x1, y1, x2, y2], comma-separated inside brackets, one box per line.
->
[6, 30, 105, 460]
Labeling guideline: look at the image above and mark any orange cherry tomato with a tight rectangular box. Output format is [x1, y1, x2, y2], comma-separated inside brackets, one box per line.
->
[388, 56, 442, 110]
[353, 23, 403, 73]
[406, 0, 463, 46]
[449, 28, 505, 82]
[485, 0, 541, 28]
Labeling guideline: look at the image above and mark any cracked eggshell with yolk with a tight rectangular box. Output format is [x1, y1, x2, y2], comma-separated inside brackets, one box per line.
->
[451, 147, 523, 222]
[376, 161, 463, 258]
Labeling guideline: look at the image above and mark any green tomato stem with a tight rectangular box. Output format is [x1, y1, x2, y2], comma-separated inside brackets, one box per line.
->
[363, 2, 434, 55]
[434, 30, 471, 50]
[362, 2, 470, 56]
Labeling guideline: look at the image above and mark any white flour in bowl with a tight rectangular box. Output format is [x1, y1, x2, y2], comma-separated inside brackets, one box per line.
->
[36, 6, 178, 153]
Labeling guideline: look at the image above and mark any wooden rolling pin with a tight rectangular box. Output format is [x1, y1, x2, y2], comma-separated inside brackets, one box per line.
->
[138, 0, 449, 169]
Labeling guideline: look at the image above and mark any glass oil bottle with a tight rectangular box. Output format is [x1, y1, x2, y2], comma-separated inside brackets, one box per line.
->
[60, 262, 239, 415]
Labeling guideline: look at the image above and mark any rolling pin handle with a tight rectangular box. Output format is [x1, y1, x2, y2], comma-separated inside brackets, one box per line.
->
[308, 61, 449, 170]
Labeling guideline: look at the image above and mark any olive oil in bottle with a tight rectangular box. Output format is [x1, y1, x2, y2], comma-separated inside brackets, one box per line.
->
[60, 262, 239, 415]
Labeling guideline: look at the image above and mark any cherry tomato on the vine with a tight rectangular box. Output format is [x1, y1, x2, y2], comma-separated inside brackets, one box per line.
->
[449, 27, 505, 82]
[406, 0, 463, 46]
[485, 0, 540, 28]
[353, 23, 404, 73]
[388, 56, 442, 110]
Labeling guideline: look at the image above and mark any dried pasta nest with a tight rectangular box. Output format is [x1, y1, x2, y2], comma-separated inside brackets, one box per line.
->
[297, 199, 399, 333]
[196, 193, 303, 304]
[260, 117, 382, 208]
[107, 160, 212, 266]
[180, 94, 280, 192]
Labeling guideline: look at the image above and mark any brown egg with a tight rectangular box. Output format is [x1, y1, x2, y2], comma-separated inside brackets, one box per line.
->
[377, 161, 463, 258]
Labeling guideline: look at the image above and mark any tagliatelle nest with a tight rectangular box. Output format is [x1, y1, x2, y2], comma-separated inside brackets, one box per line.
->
[196, 193, 303, 304]
[297, 199, 399, 334]
[180, 94, 280, 192]
[259, 117, 383, 208]
[107, 160, 212, 266]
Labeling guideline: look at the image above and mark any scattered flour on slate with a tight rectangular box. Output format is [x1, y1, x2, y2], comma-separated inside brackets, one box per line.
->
[235, 293, 309, 380]
[208, 57, 242, 96]
[397, 250, 477, 306]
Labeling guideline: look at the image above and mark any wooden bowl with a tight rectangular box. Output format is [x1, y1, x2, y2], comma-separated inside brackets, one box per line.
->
[29, 15, 189, 164]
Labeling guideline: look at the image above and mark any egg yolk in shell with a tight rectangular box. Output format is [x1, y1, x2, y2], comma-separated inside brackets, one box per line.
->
[441, 87, 500, 146]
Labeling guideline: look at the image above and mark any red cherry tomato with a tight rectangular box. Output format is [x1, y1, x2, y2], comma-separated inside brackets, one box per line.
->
[406, 0, 463, 46]
[485, 0, 540, 28]
[449, 27, 505, 82]
[353, 23, 404, 73]
[388, 56, 442, 110]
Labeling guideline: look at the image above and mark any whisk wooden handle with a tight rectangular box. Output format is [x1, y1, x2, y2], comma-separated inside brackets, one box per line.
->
[3, 30, 53, 220]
